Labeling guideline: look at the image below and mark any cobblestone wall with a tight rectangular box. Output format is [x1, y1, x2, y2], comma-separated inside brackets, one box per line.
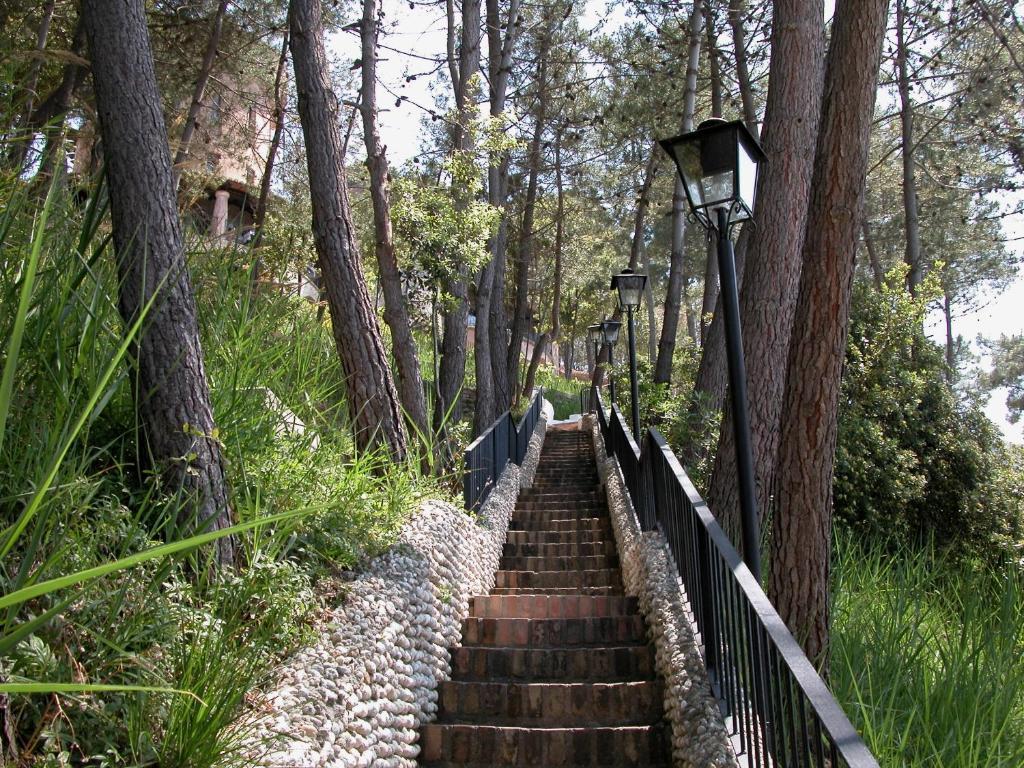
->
[246, 416, 547, 767]
[586, 416, 739, 768]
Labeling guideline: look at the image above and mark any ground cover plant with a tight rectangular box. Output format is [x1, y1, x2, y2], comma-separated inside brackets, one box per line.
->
[0, 175, 447, 766]
[832, 534, 1024, 767]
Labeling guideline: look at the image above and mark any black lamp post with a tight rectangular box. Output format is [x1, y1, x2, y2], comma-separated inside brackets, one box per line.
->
[601, 318, 621, 404]
[659, 117, 766, 582]
[587, 323, 603, 370]
[610, 268, 647, 440]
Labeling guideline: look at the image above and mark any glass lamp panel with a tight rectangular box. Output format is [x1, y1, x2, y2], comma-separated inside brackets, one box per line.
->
[602, 320, 621, 344]
[615, 274, 646, 310]
[699, 127, 736, 207]
[587, 325, 603, 344]
[671, 140, 706, 209]
[737, 137, 759, 214]
[701, 171, 734, 208]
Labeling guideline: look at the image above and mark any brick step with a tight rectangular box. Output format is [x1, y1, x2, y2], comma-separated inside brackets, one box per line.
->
[461, 616, 648, 648]
[450, 645, 656, 682]
[470, 594, 638, 620]
[436, 680, 664, 727]
[533, 469, 598, 477]
[500, 555, 619, 572]
[509, 518, 611, 533]
[520, 489, 603, 500]
[503, 541, 617, 558]
[495, 569, 622, 589]
[509, 513, 609, 527]
[418, 723, 670, 766]
[505, 529, 610, 545]
[491, 586, 624, 596]
[514, 502, 607, 513]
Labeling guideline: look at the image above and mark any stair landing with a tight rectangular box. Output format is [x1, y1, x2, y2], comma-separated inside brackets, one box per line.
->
[419, 430, 670, 767]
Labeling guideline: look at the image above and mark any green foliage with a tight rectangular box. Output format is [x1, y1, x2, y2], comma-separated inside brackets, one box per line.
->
[835, 276, 1023, 559]
[533, 366, 582, 421]
[833, 533, 1024, 767]
[391, 90, 509, 310]
[982, 333, 1024, 424]
[0, 173, 442, 765]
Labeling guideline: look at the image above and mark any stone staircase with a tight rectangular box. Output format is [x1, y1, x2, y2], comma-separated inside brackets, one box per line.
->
[419, 430, 670, 767]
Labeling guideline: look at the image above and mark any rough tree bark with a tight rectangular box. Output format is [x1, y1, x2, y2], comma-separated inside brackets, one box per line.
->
[507, 51, 549, 402]
[707, 0, 826, 553]
[728, 0, 759, 131]
[436, 0, 482, 431]
[769, 0, 890, 667]
[862, 219, 885, 290]
[683, 0, 760, 463]
[896, 0, 924, 296]
[8, 17, 87, 174]
[523, 130, 565, 397]
[5, 0, 54, 167]
[290, 0, 407, 460]
[254, 31, 290, 237]
[82, 0, 235, 563]
[359, 0, 430, 442]
[654, 0, 703, 384]
[484, 0, 523, 419]
[630, 148, 659, 365]
[172, 0, 230, 183]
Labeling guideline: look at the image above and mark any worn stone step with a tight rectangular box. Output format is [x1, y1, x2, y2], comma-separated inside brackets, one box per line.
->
[460, 616, 648, 648]
[503, 542, 618, 558]
[520, 488, 603, 498]
[450, 645, 656, 682]
[514, 503, 608, 514]
[418, 723, 670, 766]
[495, 569, 622, 590]
[500, 555, 619, 572]
[494, 587, 616, 598]
[508, 518, 611, 533]
[470, 594, 638, 620]
[505, 529, 610, 545]
[436, 680, 664, 727]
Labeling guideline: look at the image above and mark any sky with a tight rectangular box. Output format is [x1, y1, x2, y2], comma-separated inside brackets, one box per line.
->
[330, 0, 1023, 443]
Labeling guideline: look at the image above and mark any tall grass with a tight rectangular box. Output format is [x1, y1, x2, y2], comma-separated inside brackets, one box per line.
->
[832, 533, 1024, 767]
[0, 173, 443, 765]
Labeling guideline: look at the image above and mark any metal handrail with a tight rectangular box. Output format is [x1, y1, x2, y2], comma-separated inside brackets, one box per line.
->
[463, 388, 543, 511]
[592, 386, 878, 768]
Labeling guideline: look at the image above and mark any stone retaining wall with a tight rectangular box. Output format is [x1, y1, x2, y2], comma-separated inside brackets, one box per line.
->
[247, 416, 547, 767]
[585, 415, 739, 768]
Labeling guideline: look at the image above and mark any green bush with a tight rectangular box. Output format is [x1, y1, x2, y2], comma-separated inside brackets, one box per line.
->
[832, 533, 1024, 767]
[0, 173, 444, 765]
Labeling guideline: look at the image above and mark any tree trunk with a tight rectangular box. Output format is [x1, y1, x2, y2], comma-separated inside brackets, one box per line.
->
[360, 0, 430, 443]
[700, 239, 719, 343]
[863, 218, 884, 289]
[944, 287, 955, 381]
[655, 0, 703, 384]
[172, 0, 229, 183]
[6, 0, 54, 167]
[896, 0, 923, 296]
[82, 0, 235, 564]
[707, 0, 826, 553]
[290, 0, 407, 460]
[9, 17, 87, 174]
[437, 0, 482, 431]
[728, 0, 759, 130]
[485, 0, 522, 416]
[706, 1, 724, 118]
[523, 130, 565, 397]
[507, 59, 548, 401]
[626, 146, 658, 364]
[254, 31, 290, 237]
[770, 0, 890, 667]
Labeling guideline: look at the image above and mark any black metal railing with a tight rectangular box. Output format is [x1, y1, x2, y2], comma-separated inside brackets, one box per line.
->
[463, 388, 543, 511]
[592, 387, 877, 768]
